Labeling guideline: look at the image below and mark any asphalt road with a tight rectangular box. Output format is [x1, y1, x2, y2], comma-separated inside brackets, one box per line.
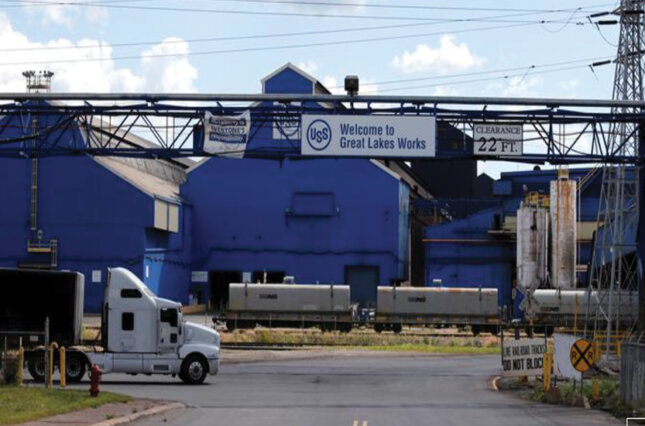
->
[69, 354, 620, 426]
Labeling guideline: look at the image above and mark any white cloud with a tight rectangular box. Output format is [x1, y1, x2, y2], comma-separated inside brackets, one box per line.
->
[281, 0, 366, 13]
[560, 79, 579, 96]
[390, 35, 483, 74]
[359, 78, 378, 95]
[141, 38, 198, 93]
[501, 76, 542, 97]
[20, 0, 107, 26]
[0, 13, 197, 93]
[322, 76, 342, 94]
[297, 60, 319, 76]
[432, 85, 460, 97]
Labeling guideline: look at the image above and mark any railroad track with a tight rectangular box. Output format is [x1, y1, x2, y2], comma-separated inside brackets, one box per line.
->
[219, 329, 484, 338]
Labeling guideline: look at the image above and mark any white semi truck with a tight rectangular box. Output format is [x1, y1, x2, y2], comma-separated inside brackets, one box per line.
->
[1, 267, 220, 384]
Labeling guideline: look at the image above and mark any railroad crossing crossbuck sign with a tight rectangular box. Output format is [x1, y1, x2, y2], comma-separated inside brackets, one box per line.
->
[570, 338, 595, 373]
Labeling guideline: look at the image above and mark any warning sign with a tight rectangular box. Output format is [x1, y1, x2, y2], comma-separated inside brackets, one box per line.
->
[570, 338, 594, 373]
[501, 338, 547, 377]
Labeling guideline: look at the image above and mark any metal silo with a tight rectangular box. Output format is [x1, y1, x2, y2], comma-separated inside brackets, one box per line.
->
[550, 169, 577, 289]
[516, 192, 549, 292]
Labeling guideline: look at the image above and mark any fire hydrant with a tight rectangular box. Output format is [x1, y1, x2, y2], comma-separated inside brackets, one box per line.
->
[89, 364, 102, 397]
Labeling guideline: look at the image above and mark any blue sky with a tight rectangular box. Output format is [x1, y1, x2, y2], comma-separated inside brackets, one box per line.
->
[0, 0, 624, 175]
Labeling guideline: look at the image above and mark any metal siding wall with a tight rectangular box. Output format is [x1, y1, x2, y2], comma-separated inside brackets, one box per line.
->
[182, 157, 405, 300]
[0, 114, 191, 312]
[144, 205, 192, 304]
[424, 207, 514, 311]
[423, 168, 609, 315]
[263, 68, 314, 94]
[0, 154, 152, 312]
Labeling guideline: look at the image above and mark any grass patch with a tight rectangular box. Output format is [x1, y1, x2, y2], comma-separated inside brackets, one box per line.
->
[529, 376, 637, 417]
[0, 386, 131, 425]
[222, 328, 500, 353]
[346, 343, 499, 354]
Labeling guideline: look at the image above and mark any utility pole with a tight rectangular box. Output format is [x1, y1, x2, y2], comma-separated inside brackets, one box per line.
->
[587, 0, 644, 361]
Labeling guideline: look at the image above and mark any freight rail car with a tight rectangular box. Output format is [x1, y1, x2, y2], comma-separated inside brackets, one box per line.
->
[220, 283, 355, 332]
[374, 287, 500, 334]
[215, 281, 630, 335]
[525, 288, 639, 328]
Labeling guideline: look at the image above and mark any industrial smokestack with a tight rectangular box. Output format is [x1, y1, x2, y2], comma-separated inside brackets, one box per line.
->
[550, 168, 577, 289]
[22, 70, 54, 93]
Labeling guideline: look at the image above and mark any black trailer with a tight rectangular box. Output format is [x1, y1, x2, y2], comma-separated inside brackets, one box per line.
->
[0, 268, 86, 382]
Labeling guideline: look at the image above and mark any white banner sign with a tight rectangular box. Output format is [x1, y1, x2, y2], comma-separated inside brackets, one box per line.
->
[473, 123, 523, 157]
[501, 338, 547, 377]
[203, 111, 251, 158]
[301, 115, 436, 158]
[273, 102, 301, 141]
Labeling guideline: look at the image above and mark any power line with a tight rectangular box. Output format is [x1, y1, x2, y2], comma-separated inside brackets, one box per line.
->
[209, 0, 611, 14]
[0, 20, 562, 54]
[0, 1, 604, 54]
[350, 55, 614, 89]
[2, 0, 614, 14]
[362, 63, 598, 94]
[0, 22, 568, 66]
[5, 0, 596, 23]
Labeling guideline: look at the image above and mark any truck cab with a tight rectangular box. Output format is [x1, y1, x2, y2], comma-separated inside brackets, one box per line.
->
[89, 268, 220, 384]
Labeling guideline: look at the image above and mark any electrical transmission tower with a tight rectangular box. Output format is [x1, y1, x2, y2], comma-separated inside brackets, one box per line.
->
[587, 0, 643, 361]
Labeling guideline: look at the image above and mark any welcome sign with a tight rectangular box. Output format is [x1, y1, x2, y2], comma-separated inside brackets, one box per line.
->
[301, 114, 436, 158]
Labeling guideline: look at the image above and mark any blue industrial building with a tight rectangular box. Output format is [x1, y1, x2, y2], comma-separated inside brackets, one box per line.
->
[5, 64, 610, 317]
[0, 112, 192, 312]
[184, 64, 416, 311]
[422, 167, 606, 317]
[0, 64, 427, 312]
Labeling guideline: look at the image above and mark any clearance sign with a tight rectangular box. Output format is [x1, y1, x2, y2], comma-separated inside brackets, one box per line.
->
[301, 115, 436, 158]
[473, 123, 523, 157]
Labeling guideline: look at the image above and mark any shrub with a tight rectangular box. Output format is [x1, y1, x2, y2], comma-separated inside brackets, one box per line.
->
[1, 355, 21, 385]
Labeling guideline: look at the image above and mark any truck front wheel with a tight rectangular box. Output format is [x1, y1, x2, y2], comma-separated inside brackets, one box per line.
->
[65, 354, 86, 383]
[180, 355, 208, 385]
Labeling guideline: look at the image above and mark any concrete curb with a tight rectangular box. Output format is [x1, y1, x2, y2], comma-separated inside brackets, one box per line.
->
[91, 402, 185, 426]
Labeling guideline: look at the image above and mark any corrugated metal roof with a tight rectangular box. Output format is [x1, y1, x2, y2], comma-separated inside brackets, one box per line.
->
[78, 120, 188, 202]
[94, 156, 184, 202]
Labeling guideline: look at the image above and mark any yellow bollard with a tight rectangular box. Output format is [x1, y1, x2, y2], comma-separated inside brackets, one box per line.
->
[59, 347, 66, 388]
[592, 378, 600, 403]
[17, 347, 24, 387]
[593, 340, 600, 362]
[48, 342, 58, 389]
[542, 346, 553, 392]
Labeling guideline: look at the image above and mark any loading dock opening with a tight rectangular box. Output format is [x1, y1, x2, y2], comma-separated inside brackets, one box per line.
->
[209, 271, 241, 314]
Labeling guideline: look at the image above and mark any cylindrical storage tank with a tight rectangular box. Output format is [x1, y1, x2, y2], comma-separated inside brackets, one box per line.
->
[550, 170, 577, 289]
[516, 200, 549, 291]
[376, 287, 498, 317]
[228, 283, 350, 313]
[531, 289, 638, 319]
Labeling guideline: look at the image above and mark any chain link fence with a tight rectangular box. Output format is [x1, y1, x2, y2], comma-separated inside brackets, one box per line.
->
[621, 342, 645, 408]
